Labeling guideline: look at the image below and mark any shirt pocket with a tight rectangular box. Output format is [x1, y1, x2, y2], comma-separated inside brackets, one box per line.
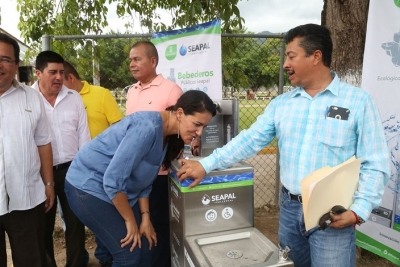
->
[318, 118, 355, 148]
[61, 111, 78, 132]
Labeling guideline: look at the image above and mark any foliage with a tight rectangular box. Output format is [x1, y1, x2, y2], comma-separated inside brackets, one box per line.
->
[95, 36, 137, 89]
[16, 0, 245, 43]
[51, 31, 138, 90]
[222, 31, 284, 93]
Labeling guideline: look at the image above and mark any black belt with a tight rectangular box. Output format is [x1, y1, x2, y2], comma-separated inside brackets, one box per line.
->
[53, 161, 72, 171]
[282, 186, 302, 203]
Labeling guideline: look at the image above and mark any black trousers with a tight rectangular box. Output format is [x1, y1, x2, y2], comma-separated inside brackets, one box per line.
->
[45, 166, 85, 267]
[149, 175, 171, 267]
[0, 202, 46, 267]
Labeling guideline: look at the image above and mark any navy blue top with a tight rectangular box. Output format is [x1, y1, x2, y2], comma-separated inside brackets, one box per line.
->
[66, 111, 167, 207]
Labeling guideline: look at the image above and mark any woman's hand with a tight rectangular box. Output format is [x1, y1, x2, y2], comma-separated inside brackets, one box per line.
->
[140, 219, 157, 250]
[111, 192, 141, 252]
[121, 219, 141, 251]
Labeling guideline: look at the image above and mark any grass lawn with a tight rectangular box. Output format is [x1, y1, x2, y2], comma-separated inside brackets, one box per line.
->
[238, 99, 270, 130]
[238, 100, 278, 150]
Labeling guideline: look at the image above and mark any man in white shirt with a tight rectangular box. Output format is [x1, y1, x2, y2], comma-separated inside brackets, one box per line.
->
[32, 50, 91, 267]
[0, 33, 54, 267]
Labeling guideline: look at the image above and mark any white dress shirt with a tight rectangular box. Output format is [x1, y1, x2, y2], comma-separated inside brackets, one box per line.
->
[0, 80, 53, 215]
[32, 82, 90, 165]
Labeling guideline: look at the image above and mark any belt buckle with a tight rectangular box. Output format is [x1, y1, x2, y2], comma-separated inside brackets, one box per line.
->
[297, 195, 302, 203]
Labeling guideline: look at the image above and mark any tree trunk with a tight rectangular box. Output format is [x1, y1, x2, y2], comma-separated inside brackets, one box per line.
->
[322, 0, 370, 86]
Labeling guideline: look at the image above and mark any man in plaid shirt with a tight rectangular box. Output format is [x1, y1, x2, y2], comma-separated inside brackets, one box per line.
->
[177, 24, 390, 267]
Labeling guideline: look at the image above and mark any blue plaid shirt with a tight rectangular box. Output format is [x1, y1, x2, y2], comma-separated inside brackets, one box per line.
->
[200, 73, 390, 220]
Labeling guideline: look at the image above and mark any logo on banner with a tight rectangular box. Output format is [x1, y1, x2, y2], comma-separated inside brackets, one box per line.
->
[382, 31, 400, 67]
[165, 44, 177, 61]
[179, 45, 188, 56]
[395, 0, 400, 8]
[178, 43, 211, 57]
[188, 43, 211, 53]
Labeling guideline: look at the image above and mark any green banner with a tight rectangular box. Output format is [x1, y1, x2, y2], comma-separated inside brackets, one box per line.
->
[356, 230, 400, 265]
[152, 27, 221, 45]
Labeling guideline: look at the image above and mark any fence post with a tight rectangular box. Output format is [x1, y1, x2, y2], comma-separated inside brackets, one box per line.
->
[42, 35, 51, 51]
[92, 42, 100, 86]
[274, 36, 286, 205]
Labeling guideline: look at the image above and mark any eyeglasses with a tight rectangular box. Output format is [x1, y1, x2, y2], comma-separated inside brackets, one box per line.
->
[0, 57, 17, 65]
[318, 205, 347, 230]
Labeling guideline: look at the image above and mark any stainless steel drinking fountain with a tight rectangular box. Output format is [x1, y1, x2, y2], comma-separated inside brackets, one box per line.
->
[169, 158, 293, 267]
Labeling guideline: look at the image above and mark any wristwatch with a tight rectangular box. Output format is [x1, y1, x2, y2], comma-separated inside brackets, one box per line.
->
[44, 181, 55, 186]
[356, 214, 366, 226]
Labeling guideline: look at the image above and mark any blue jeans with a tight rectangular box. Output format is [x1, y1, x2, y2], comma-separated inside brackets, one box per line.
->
[65, 180, 152, 267]
[95, 235, 113, 264]
[278, 187, 356, 267]
[59, 196, 109, 264]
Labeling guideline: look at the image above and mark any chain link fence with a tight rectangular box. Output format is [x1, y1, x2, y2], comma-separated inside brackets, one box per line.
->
[46, 33, 288, 208]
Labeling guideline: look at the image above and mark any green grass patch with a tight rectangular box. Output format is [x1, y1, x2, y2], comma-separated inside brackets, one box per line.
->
[239, 106, 265, 130]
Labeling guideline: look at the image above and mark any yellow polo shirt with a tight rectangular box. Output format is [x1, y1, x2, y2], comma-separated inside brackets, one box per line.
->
[80, 81, 123, 138]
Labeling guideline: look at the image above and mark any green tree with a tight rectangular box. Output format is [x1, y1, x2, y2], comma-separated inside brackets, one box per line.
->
[95, 34, 139, 89]
[51, 30, 139, 90]
[222, 31, 283, 96]
[17, 0, 244, 43]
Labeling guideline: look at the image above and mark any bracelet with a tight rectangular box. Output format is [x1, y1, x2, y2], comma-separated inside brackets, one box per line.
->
[44, 181, 55, 186]
[141, 211, 150, 215]
[351, 210, 365, 226]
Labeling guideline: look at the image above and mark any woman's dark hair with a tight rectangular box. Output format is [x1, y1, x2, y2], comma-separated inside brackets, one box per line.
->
[162, 90, 216, 169]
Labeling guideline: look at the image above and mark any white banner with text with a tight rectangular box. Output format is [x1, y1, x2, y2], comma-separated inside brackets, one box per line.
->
[359, 0, 400, 264]
[152, 20, 222, 100]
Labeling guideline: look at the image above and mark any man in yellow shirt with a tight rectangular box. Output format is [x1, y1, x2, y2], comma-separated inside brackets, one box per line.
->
[63, 61, 123, 138]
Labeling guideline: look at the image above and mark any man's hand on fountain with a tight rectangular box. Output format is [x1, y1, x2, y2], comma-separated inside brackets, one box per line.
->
[177, 159, 207, 188]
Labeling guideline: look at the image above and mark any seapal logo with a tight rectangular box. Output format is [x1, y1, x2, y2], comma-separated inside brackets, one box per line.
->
[179, 45, 187, 56]
[188, 43, 211, 52]
[201, 194, 211, 205]
[211, 193, 236, 203]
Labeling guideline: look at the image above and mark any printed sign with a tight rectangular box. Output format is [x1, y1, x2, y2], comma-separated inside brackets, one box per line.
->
[152, 20, 222, 100]
[359, 0, 400, 264]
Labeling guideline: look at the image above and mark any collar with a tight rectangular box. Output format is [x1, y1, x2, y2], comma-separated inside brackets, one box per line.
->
[133, 74, 164, 90]
[31, 81, 72, 98]
[80, 81, 90, 95]
[289, 72, 339, 98]
[12, 79, 22, 89]
[0, 79, 24, 97]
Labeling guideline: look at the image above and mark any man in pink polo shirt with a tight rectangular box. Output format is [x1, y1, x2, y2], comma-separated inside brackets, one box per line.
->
[126, 40, 182, 267]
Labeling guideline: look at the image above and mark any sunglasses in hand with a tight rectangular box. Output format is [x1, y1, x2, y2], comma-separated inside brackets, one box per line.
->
[318, 205, 347, 230]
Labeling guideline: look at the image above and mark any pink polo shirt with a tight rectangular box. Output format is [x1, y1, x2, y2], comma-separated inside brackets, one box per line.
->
[126, 74, 183, 174]
[126, 74, 182, 114]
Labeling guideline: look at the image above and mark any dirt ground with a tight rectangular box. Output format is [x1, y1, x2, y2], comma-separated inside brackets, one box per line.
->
[6, 206, 399, 266]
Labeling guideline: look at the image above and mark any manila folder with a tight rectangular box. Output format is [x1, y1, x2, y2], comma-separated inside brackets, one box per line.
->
[300, 156, 361, 231]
